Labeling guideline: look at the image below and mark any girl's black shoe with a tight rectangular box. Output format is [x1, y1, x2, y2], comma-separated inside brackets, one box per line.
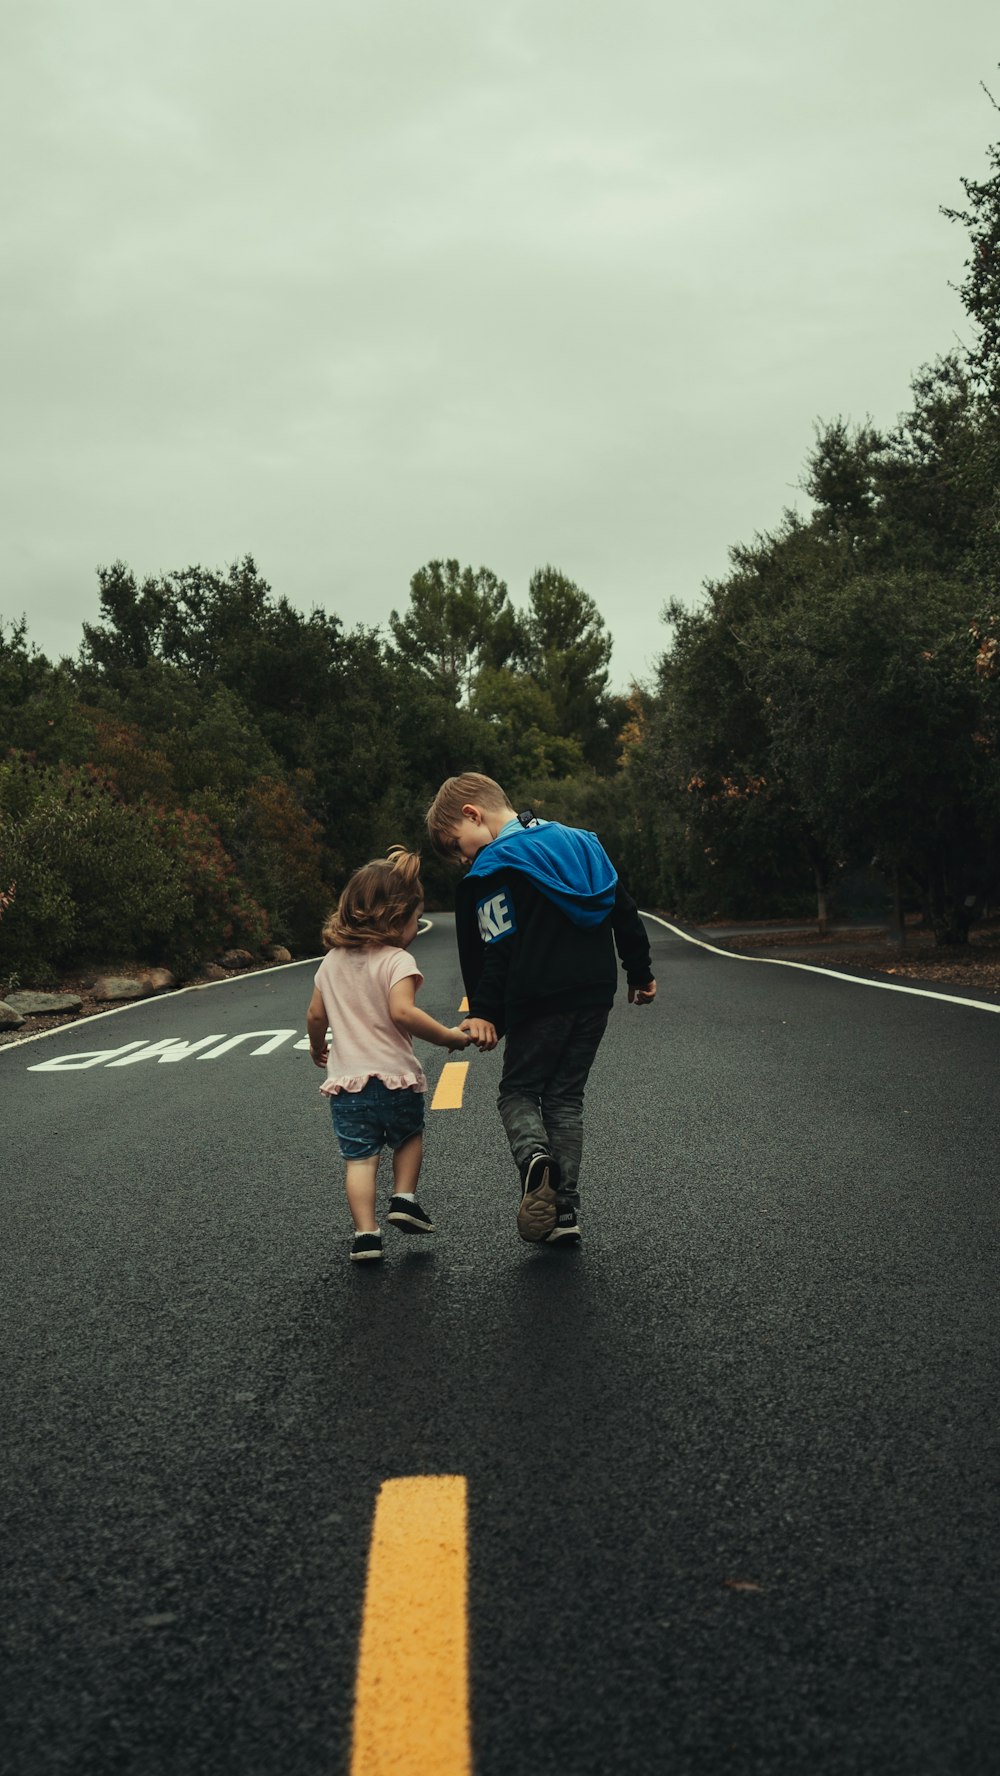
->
[350, 1231, 384, 1261]
[387, 1197, 434, 1233]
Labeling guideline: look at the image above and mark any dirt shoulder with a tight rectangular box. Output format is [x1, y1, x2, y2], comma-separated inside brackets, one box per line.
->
[694, 920, 1000, 997]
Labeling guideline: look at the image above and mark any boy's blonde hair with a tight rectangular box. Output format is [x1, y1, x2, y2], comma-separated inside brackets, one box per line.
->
[425, 772, 512, 855]
[322, 847, 423, 949]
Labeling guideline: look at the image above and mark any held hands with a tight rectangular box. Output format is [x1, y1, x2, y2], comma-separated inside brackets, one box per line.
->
[458, 1016, 498, 1051]
[628, 980, 657, 1006]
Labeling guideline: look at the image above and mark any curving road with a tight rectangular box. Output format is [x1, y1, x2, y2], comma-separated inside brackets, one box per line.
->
[2, 915, 998, 1775]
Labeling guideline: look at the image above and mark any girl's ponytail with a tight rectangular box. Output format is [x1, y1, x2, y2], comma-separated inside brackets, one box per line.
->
[386, 845, 422, 890]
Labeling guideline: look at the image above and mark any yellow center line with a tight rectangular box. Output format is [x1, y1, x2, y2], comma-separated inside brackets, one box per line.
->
[351, 1475, 471, 1776]
[458, 996, 469, 1014]
[431, 1062, 469, 1110]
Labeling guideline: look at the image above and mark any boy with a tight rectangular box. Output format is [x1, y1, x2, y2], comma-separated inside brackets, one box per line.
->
[427, 772, 656, 1245]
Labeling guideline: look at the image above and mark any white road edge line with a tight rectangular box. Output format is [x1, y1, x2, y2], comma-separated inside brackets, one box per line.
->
[640, 911, 1000, 1016]
[1, 919, 438, 1057]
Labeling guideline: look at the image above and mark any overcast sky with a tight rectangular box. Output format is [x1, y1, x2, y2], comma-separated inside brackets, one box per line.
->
[2, 1, 997, 689]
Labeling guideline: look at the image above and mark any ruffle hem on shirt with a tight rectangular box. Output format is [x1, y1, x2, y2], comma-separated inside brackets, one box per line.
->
[320, 1068, 427, 1097]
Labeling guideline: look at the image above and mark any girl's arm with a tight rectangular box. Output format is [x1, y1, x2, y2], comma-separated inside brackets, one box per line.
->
[306, 987, 329, 1068]
[388, 976, 469, 1050]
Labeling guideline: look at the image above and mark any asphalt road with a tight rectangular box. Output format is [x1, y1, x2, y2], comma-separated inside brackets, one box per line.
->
[2, 915, 998, 1775]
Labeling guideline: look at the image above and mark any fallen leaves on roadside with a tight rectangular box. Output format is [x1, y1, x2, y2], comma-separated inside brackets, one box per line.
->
[712, 928, 1000, 996]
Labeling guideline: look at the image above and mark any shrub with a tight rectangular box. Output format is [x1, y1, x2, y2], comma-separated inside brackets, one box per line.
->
[0, 758, 178, 979]
[148, 805, 271, 972]
[0, 756, 270, 981]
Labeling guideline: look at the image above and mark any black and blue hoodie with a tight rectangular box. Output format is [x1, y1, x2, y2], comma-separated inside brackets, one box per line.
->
[455, 816, 654, 1035]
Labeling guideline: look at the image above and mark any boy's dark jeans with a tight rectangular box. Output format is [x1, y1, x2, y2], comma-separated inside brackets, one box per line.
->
[497, 1006, 610, 1209]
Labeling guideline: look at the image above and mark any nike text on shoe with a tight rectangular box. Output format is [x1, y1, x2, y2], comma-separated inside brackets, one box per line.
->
[351, 1231, 384, 1262]
[386, 1197, 435, 1233]
[516, 1151, 560, 1243]
[544, 1207, 582, 1245]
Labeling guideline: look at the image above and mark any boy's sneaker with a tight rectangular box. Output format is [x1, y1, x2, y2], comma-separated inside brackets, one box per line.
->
[516, 1151, 560, 1242]
[387, 1197, 434, 1233]
[350, 1231, 384, 1262]
[544, 1207, 582, 1246]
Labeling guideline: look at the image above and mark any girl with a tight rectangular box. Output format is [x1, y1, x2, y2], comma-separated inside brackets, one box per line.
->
[306, 847, 476, 1262]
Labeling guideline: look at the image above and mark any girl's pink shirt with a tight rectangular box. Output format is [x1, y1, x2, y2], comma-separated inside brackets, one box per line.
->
[313, 943, 428, 1096]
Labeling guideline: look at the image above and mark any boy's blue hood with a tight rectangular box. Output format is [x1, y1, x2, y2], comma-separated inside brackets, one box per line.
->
[466, 819, 617, 928]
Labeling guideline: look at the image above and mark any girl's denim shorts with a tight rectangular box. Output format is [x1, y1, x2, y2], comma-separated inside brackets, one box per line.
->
[329, 1076, 426, 1161]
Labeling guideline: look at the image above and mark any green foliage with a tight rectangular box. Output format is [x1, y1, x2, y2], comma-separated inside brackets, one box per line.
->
[628, 542, 822, 919]
[0, 618, 93, 764]
[0, 759, 180, 979]
[521, 568, 624, 771]
[739, 571, 995, 938]
[82, 555, 287, 684]
[77, 710, 178, 803]
[192, 775, 331, 953]
[471, 667, 585, 780]
[0, 757, 270, 980]
[389, 560, 520, 704]
[514, 768, 633, 876]
[149, 804, 270, 971]
[941, 87, 1000, 387]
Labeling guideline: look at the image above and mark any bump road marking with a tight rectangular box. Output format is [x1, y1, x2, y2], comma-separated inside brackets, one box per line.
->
[431, 1062, 469, 1110]
[351, 1475, 471, 1776]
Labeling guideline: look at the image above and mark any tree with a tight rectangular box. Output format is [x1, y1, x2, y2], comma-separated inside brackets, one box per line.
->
[78, 557, 406, 894]
[389, 560, 520, 704]
[81, 556, 357, 761]
[0, 618, 91, 764]
[739, 569, 994, 942]
[520, 567, 623, 770]
[941, 84, 1000, 388]
[470, 666, 585, 781]
[636, 572, 821, 921]
[874, 357, 993, 579]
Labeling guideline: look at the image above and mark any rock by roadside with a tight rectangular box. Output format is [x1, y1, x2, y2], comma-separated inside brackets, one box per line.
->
[93, 975, 155, 1002]
[5, 991, 84, 1015]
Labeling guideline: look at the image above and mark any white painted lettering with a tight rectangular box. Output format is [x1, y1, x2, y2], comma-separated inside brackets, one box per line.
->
[106, 1036, 228, 1067]
[29, 1041, 149, 1073]
[28, 1029, 306, 1075]
[197, 1029, 298, 1059]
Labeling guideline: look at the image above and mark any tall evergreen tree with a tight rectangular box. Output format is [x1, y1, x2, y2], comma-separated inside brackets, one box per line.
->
[388, 560, 519, 704]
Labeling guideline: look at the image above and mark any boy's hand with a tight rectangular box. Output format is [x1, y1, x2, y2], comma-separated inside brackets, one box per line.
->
[310, 1043, 329, 1067]
[460, 1017, 498, 1051]
[446, 1027, 472, 1050]
[628, 980, 656, 1006]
